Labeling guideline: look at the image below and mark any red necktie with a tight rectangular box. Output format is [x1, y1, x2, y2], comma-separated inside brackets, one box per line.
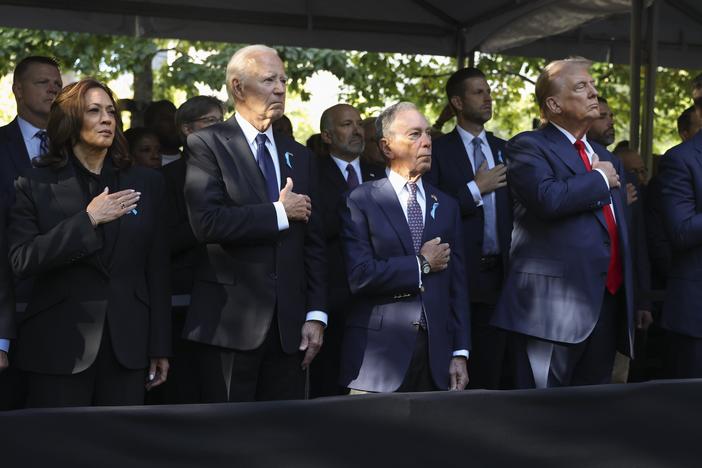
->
[574, 140, 623, 295]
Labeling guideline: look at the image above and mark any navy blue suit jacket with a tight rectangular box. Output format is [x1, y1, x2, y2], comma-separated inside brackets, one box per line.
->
[659, 131, 702, 337]
[183, 117, 327, 353]
[339, 177, 470, 392]
[0, 118, 32, 197]
[492, 123, 634, 355]
[426, 128, 512, 303]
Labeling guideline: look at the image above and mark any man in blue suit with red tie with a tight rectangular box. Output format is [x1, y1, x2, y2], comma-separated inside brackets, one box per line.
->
[659, 96, 702, 378]
[492, 57, 635, 388]
[339, 102, 470, 393]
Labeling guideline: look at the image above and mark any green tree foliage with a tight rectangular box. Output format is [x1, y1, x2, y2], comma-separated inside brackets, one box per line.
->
[0, 26, 698, 152]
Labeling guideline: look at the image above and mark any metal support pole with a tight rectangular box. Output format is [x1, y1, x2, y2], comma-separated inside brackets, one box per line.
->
[629, 0, 643, 151]
[641, 0, 659, 174]
[456, 28, 466, 69]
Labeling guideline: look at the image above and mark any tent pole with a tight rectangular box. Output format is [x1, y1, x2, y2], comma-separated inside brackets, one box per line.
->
[629, 0, 643, 151]
[641, 0, 659, 174]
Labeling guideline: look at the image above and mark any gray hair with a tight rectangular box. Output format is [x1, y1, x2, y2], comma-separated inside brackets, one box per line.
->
[225, 44, 280, 102]
[375, 101, 419, 141]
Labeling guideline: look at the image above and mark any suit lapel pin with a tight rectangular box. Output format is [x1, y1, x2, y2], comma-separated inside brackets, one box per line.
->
[497, 150, 503, 163]
[369, 172, 376, 178]
[284, 152, 293, 168]
[430, 194, 439, 219]
[130, 208, 138, 215]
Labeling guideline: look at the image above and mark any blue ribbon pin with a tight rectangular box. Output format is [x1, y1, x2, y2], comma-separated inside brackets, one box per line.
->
[284, 152, 293, 168]
[430, 202, 439, 219]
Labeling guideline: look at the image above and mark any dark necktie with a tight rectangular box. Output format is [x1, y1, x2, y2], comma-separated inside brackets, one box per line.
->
[472, 137, 498, 254]
[574, 139, 622, 294]
[36, 130, 49, 157]
[346, 163, 359, 189]
[407, 182, 424, 254]
[255, 133, 279, 202]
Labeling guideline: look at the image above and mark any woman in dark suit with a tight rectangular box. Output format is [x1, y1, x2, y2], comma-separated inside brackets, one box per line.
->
[7, 78, 171, 407]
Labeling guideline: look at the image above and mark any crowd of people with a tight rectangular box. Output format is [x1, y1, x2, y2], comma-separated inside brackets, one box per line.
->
[0, 45, 700, 409]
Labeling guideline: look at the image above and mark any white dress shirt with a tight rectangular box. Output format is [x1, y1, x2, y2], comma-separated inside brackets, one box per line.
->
[17, 116, 45, 160]
[235, 113, 326, 325]
[330, 155, 363, 184]
[387, 170, 468, 358]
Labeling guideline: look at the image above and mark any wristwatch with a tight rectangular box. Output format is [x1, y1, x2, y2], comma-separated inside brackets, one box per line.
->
[418, 255, 431, 275]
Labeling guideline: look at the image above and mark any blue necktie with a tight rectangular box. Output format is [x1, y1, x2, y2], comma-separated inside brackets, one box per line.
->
[255, 133, 279, 202]
[346, 163, 359, 190]
[407, 182, 428, 329]
[473, 137, 498, 254]
[36, 130, 49, 157]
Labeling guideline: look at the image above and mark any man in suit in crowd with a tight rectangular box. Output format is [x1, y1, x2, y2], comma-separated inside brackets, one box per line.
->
[339, 102, 470, 393]
[658, 95, 702, 378]
[311, 103, 384, 397]
[0, 55, 62, 409]
[183, 44, 327, 402]
[492, 57, 635, 388]
[677, 106, 701, 142]
[426, 67, 511, 389]
[361, 117, 385, 167]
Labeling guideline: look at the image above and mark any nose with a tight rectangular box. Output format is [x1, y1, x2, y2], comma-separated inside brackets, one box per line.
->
[588, 82, 598, 98]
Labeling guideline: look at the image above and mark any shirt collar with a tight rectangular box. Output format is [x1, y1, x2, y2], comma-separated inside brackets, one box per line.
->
[455, 125, 487, 147]
[387, 169, 425, 199]
[550, 121, 594, 154]
[17, 116, 43, 141]
[330, 154, 360, 177]
[235, 112, 274, 147]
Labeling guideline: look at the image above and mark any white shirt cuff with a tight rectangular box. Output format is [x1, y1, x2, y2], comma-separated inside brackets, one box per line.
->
[415, 256, 423, 288]
[306, 311, 328, 327]
[452, 349, 469, 359]
[593, 168, 610, 190]
[0, 339, 9, 353]
[273, 201, 289, 231]
[467, 181, 484, 207]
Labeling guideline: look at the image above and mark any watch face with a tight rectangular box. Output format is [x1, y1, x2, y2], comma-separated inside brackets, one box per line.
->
[422, 263, 431, 274]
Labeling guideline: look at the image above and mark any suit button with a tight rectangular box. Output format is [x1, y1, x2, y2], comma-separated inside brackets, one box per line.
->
[268, 273, 277, 280]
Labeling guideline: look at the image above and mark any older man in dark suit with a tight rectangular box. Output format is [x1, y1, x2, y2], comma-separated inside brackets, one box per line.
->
[183, 45, 327, 402]
[426, 67, 511, 389]
[339, 102, 469, 393]
[492, 57, 635, 388]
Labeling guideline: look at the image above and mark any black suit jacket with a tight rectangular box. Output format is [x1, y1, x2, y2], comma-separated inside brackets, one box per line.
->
[0, 193, 15, 341]
[0, 118, 31, 195]
[182, 117, 327, 353]
[426, 128, 512, 303]
[162, 157, 200, 294]
[317, 155, 384, 312]
[7, 162, 171, 374]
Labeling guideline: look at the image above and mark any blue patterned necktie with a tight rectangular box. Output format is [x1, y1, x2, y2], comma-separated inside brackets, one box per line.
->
[472, 137, 498, 254]
[346, 163, 359, 189]
[36, 130, 49, 157]
[406, 182, 424, 254]
[255, 133, 279, 202]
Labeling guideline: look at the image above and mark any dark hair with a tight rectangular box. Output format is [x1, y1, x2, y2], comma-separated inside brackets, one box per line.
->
[445, 67, 486, 111]
[124, 127, 159, 152]
[612, 140, 631, 155]
[13, 56, 60, 83]
[678, 105, 697, 135]
[175, 96, 224, 128]
[144, 100, 177, 128]
[35, 78, 131, 169]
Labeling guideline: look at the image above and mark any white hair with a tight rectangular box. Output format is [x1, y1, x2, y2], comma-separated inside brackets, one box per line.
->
[376, 101, 419, 140]
[225, 44, 280, 102]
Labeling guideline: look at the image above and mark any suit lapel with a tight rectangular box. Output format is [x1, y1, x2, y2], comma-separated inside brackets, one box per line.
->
[446, 129, 475, 181]
[6, 119, 32, 174]
[422, 184, 439, 243]
[373, 179, 414, 255]
[360, 161, 384, 182]
[543, 123, 588, 176]
[51, 163, 86, 219]
[220, 118, 268, 202]
[275, 133, 294, 191]
[322, 156, 348, 192]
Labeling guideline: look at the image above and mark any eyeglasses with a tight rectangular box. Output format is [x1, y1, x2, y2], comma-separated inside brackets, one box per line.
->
[190, 115, 223, 125]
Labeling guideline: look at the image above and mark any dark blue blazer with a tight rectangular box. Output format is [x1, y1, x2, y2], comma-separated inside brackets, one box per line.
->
[338, 177, 470, 392]
[492, 123, 634, 355]
[0, 118, 32, 197]
[426, 128, 512, 303]
[658, 131, 702, 337]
